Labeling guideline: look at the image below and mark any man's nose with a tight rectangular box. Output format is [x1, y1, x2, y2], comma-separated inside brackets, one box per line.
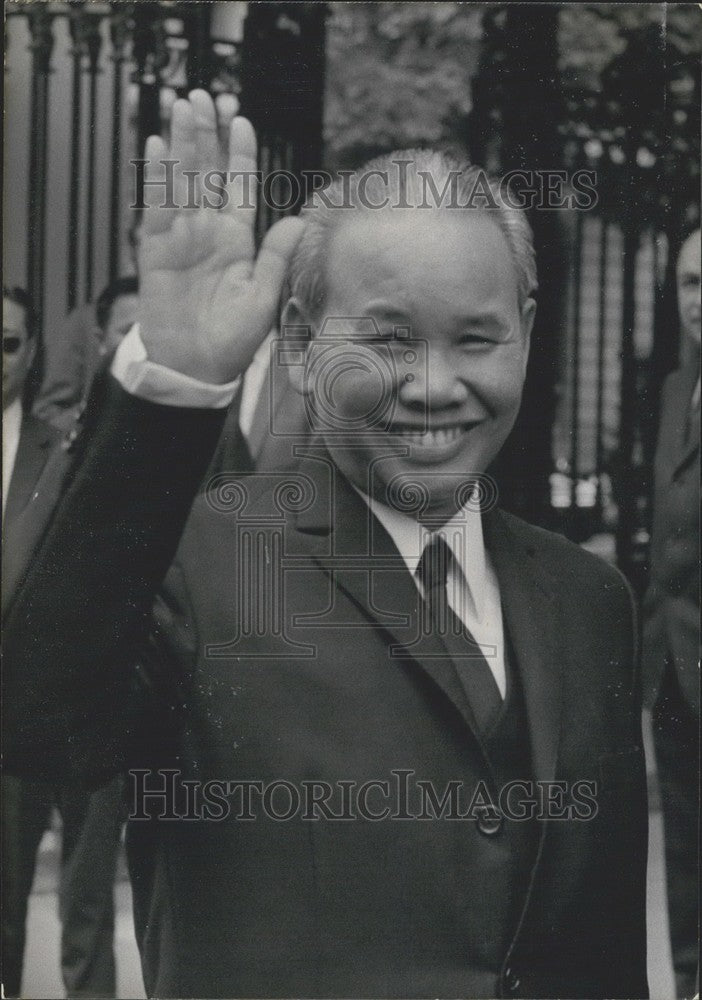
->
[397, 348, 468, 410]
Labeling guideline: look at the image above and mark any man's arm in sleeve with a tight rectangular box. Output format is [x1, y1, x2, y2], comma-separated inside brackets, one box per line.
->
[2, 92, 304, 784]
[2, 369, 230, 782]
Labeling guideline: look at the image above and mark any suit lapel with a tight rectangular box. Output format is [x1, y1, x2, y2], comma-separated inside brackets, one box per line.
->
[3, 415, 58, 534]
[293, 451, 489, 742]
[667, 366, 700, 479]
[291, 448, 567, 778]
[483, 510, 563, 783]
[2, 415, 66, 619]
[673, 414, 700, 481]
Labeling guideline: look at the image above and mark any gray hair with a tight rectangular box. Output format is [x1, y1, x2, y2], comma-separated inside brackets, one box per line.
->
[289, 148, 538, 320]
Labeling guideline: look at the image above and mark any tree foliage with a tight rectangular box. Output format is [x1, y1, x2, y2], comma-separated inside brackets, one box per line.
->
[324, 2, 485, 168]
[324, 2, 701, 178]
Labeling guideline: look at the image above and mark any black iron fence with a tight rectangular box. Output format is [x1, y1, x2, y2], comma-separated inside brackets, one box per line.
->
[4, 2, 698, 587]
[470, 5, 700, 590]
[4, 1, 326, 339]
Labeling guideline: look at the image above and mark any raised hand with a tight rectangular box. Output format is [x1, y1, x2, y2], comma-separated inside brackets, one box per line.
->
[138, 90, 305, 384]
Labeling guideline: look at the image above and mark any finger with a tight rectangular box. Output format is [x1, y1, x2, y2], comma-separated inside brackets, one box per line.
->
[142, 135, 172, 234]
[189, 89, 222, 179]
[225, 116, 258, 226]
[170, 98, 199, 209]
[252, 216, 307, 309]
[216, 92, 239, 148]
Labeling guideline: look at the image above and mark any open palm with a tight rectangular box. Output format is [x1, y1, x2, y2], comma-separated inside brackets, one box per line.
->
[138, 90, 305, 384]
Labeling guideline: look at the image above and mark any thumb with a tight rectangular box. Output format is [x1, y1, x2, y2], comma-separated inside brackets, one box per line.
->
[253, 216, 306, 307]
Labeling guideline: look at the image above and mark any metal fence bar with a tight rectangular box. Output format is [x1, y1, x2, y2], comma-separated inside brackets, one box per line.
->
[108, 6, 132, 282]
[66, 4, 85, 311]
[83, 16, 102, 302]
[25, 6, 54, 339]
[616, 215, 640, 576]
[595, 218, 608, 506]
[569, 210, 584, 507]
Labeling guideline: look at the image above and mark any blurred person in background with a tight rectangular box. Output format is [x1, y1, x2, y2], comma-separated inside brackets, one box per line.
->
[40, 274, 140, 433]
[642, 226, 700, 999]
[33, 216, 142, 428]
[95, 275, 140, 359]
[2, 287, 125, 999]
[2, 288, 56, 519]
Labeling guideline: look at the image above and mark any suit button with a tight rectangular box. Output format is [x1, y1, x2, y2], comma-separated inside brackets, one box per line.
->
[476, 809, 503, 836]
[504, 966, 521, 993]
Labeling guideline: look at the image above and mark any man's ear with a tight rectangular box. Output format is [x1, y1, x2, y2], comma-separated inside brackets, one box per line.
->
[520, 297, 536, 371]
[281, 297, 313, 396]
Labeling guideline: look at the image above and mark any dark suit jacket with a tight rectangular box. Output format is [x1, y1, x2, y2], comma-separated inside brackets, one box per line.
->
[32, 302, 102, 426]
[642, 363, 700, 715]
[3, 378, 648, 999]
[3, 414, 60, 524]
[2, 413, 62, 613]
[204, 351, 313, 480]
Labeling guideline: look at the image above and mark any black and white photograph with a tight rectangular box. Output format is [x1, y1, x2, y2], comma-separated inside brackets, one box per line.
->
[2, 3, 700, 998]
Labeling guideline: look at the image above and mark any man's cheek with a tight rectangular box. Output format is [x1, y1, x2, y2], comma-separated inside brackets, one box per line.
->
[486, 363, 526, 414]
[342, 375, 390, 419]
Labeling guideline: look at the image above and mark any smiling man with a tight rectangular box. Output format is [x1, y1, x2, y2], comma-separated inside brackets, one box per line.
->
[284, 193, 535, 522]
[4, 93, 648, 999]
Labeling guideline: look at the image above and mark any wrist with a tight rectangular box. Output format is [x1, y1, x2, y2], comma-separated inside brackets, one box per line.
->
[112, 324, 241, 408]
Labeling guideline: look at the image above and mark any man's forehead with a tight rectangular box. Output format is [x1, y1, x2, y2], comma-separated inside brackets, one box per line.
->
[677, 230, 701, 274]
[331, 206, 507, 246]
[3, 298, 28, 329]
[112, 292, 138, 310]
[325, 209, 516, 292]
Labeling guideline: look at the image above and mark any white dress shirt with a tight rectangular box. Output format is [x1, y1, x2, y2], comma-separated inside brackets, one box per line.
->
[362, 492, 506, 697]
[2, 397, 23, 517]
[110, 325, 507, 696]
[111, 325, 240, 409]
[238, 332, 274, 442]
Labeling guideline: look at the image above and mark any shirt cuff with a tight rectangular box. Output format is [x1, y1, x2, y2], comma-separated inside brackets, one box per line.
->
[110, 323, 240, 409]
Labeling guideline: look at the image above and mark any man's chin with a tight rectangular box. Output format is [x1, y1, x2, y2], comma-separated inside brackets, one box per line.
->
[374, 467, 489, 523]
[328, 439, 496, 519]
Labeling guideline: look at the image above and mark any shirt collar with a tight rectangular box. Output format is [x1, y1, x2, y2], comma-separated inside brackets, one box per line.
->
[3, 397, 23, 445]
[2, 398, 23, 513]
[357, 487, 488, 620]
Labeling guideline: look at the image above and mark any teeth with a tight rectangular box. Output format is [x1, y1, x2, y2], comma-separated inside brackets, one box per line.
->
[394, 426, 464, 446]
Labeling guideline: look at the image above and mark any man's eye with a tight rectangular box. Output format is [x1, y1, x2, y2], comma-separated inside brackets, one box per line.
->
[3, 336, 22, 354]
[460, 335, 493, 346]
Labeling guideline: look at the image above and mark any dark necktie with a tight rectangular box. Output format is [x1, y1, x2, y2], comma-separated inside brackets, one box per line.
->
[416, 534, 502, 733]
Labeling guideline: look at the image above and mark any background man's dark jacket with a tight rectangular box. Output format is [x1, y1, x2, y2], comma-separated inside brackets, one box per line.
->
[2, 410, 123, 1000]
[3, 414, 61, 532]
[642, 363, 700, 715]
[641, 361, 700, 997]
[3, 378, 649, 1000]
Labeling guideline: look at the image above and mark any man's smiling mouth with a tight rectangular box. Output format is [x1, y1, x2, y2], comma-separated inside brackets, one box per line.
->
[384, 422, 484, 462]
[389, 422, 478, 446]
